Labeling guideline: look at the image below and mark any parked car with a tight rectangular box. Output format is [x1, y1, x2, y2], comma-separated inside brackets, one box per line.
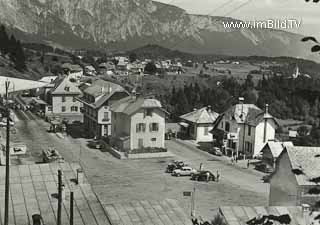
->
[166, 161, 187, 173]
[88, 140, 104, 149]
[255, 163, 273, 173]
[172, 166, 197, 176]
[191, 170, 215, 182]
[210, 147, 222, 156]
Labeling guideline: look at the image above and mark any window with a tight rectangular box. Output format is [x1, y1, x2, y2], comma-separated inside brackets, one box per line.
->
[71, 106, 78, 112]
[136, 123, 146, 133]
[64, 86, 70, 91]
[73, 97, 77, 102]
[149, 123, 159, 132]
[62, 96, 66, 102]
[225, 122, 230, 132]
[61, 106, 66, 112]
[138, 139, 144, 148]
[248, 126, 251, 136]
[145, 109, 153, 117]
[103, 112, 109, 121]
[151, 138, 156, 142]
[47, 106, 52, 111]
[204, 126, 209, 136]
[221, 122, 224, 129]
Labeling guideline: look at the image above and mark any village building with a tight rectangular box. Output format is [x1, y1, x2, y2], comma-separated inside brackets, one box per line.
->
[179, 107, 219, 143]
[269, 146, 320, 206]
[110, 96, 167, 151]
[45, 76, 83, 122]
[84, 65, 96, 76]
[61, 63, 83, 80]
[259, 140, 293, 169]
[212, 99, 279, 158]
[77, 79, 129, 138]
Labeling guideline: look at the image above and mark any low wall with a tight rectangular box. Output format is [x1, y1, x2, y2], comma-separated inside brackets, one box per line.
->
[107, 146, 126, 159]
[127, 151, 174, 159]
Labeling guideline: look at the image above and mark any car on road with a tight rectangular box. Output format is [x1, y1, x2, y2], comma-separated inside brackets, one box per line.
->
[210, 147, 222, 156]
[172, 166, 197, 176]
[255, 163, 273, 173]
[191, 170, 215, 182]
[166, 161, 187, 173]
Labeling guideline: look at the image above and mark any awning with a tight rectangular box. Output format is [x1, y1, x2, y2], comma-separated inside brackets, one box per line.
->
[178, 122, 189, 128]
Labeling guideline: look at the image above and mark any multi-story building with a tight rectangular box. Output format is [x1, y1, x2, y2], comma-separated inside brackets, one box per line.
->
[78, 79, 129, 138]
[212, 99, 279, 158]
[110, 96, 167, 151]
[269, 146, 320, 206]
[45, 76, 83, 122]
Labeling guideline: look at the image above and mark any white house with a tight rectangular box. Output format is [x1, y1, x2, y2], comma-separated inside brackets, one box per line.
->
[45, 76, 83, 122]
[179, 107, 219, 143]
[77, 79, 129, 138]
[213, 100, 279, 158]
[110, 96, 168, 151]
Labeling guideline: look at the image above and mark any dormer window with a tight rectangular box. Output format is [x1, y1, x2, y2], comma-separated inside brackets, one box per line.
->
[65, 86, 70, 91]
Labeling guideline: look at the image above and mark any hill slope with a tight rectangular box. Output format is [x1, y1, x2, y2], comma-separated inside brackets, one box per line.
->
[0, 0, 316, 61]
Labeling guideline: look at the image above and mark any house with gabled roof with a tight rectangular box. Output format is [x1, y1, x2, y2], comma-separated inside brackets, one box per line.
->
[260, 140, 293, 169]
[212, 98, 279, 158]
[77, 79, 130, 138]
[270, 146, 320, 207]
[179, 107, 219, 143]
[46, 76, 83, 122]
[110, 95, 168, 151]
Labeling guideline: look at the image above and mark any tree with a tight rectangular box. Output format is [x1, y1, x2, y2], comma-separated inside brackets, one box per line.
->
[297, 125, 309, 136]
[0, 25, 9, 54]
[144, 62, 157, 74]
[129, 52, 137, 63]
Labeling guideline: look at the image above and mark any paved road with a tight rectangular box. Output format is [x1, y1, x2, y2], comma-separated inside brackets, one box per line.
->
[5, 116, 269, 221]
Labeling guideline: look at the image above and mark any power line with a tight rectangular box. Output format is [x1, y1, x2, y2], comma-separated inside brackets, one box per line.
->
[169, 0, 254, 50]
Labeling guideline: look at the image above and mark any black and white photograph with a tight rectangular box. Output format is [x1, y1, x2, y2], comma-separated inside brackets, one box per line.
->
[0, 0, 320, 224]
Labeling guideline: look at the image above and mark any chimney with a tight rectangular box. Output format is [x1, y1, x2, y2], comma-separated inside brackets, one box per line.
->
[101, 86, 105, 93]
[193, 108, 197, 111]
[132, 89, 137, 100]
[239, 97, 244, 116]
[302, 204, 311, 225]
[108, 85, 112, 93]
[265, 104, 269, 115]
[207, 105, 212, 113]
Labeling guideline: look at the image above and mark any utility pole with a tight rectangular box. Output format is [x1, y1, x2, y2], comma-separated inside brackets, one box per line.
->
[191, 186, 196, 217]
[57, 170, 62, 225]
[4, 80, 10, 225]
[70, 192, 74, 225]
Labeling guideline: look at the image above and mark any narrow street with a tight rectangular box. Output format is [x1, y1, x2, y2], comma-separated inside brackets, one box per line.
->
[4, 112, 269, 220]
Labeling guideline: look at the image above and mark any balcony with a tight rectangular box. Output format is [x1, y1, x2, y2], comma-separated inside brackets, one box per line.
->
[102, 118, 110, 122]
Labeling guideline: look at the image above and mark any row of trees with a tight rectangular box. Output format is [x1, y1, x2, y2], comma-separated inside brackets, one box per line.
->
[0, 25, 26, 71]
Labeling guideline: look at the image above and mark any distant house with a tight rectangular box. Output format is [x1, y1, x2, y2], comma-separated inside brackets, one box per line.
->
[212, 99, 279, 158]
[259, 140, 293, 169]
[61, 63, 83, 79]
[269, 146, 320, 206]
[84, 65, 96, 76]
[46, 76, 83, 122]
[77, 79, 129, 138]
[110, 96, 168, 151]
[99, 62, 115, 73]
[179, 107, 219, 143]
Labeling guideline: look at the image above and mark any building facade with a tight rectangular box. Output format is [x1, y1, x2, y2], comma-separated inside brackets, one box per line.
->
[269, 146, 320, 206]
[110, 96, 167, 151]
[78, 79, 129, 138]
[213, 102, 278, 158]
[45, 76, 83, 122]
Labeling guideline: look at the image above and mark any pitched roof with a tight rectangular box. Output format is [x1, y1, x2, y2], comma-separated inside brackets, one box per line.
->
[50, 76, 82, 95]
[111, 96, 166, 115]
[180, 107, 219, 124]
[284, 146, 320, 186]
[220, 206, 319, 225]
[61, 63, 83, 72]
[81, 79, 129, 108]
[224, 104, 278, 126]
[261, 141, 294, 158]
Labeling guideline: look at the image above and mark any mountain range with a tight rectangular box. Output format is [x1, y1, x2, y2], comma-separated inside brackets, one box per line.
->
[0, 0, 317, 61]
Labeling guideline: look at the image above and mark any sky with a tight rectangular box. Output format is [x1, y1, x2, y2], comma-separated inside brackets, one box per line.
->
[157, 0, 320, 38]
